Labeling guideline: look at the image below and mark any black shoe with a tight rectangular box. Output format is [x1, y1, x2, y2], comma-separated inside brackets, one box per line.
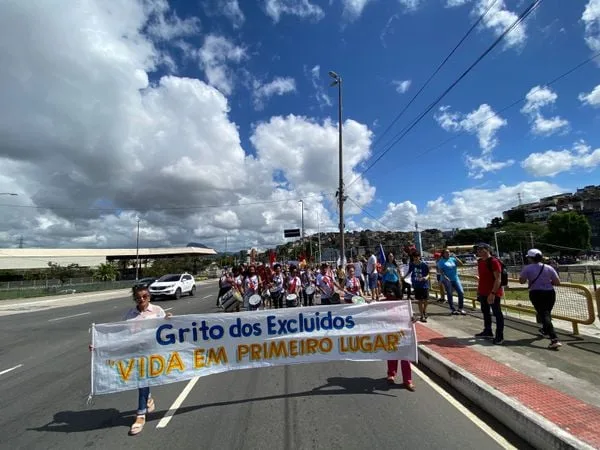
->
[493, 336, 504, 345]
[420, 316, 427, 323]
[475, 331, 494, 339]
[539, 328, 549, 338]
[451, 310, 459, 315]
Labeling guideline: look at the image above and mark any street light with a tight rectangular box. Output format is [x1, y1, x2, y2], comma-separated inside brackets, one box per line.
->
[329, 70, 345, 266]
[135, 216, 141, 281]
[494, 230, 506, 257]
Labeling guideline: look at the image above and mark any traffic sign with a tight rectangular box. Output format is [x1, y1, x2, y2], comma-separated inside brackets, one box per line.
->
[284, 228, 301, 238]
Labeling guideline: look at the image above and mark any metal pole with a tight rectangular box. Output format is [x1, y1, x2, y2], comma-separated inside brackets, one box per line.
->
[300, 200, 304, 240]
[530, 232, 534, 248]
[337, 77, 345, 267]
[317, 210, 322, 264]
[135, 217, 140, 281]
[494, 232, 500, 257]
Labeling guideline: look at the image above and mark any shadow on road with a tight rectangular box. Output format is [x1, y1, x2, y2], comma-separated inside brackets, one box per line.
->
[28, 376, 406, 433]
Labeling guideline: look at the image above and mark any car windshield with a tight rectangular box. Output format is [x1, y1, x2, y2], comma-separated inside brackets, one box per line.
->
[157, 274, 181, 282]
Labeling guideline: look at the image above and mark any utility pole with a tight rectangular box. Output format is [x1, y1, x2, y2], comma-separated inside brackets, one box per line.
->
[530, 232, 534, 248]
[329, 71, 345, 266]
[135, 217, 140, 281]
[18, 236, 23, 248]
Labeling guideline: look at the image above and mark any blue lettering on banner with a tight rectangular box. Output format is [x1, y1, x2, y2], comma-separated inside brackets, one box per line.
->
[157, 311, 356, 345]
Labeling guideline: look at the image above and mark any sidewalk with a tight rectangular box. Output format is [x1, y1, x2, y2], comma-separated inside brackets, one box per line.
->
[416, 301, 600, 449]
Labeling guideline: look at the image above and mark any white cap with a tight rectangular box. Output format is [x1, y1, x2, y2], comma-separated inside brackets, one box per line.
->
[526, 248, 542, 258]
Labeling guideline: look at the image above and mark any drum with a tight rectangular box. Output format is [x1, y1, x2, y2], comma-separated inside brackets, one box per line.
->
[351, 295, 366, 305]
[304, 285, 315, 295]
[223, 290, 242, 312]
[286, 293, 299, 307]
[249, 294, 262, 310]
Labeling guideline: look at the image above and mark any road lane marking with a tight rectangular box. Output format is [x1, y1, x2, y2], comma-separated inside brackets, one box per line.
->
[48, 312, 91, 322]
[156, 377, 199, 429]
[202, 294, 212, 299]
[0, 364, 23, 376]
[412, 366, 516, 449]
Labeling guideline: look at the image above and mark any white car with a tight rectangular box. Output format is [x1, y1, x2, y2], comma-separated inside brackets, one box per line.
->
[149, 273, 196, 300]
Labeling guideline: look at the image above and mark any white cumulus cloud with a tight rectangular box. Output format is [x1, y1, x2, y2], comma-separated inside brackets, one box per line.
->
[520, 86, 569, 136]
[362, 181, 565, 232]
[341, 0, 375, 22]
[579, 84, 600, 107]
[197, 34, 246, 96]
[263, 0, 325, 22]
[435, 104, 511, 179]
[474, 0, 527, 49]
[392, 79, 411, 94]
[521, 141, 600, 177]
[252, 77, 297, 110]
[582, 0, 600, 52]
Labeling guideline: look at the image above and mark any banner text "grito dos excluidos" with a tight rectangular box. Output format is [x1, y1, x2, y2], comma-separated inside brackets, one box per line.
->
[156, 311, 356, 346]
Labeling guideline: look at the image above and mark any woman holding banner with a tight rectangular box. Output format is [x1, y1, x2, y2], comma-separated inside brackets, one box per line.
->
[90, 285, 172, 436]
[382, 283, 415, 391]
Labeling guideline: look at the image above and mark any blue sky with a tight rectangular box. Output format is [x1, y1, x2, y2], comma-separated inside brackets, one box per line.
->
[164, 0, 600, 217]
[0, 0, 599, 250]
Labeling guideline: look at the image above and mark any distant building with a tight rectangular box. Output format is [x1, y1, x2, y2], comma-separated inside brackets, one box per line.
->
[502, 185, 600, 249]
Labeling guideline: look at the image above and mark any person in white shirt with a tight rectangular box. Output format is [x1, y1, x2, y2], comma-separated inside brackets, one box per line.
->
[286, 265, 302, 307]
[344, 265, 364, 303]
[366, 250, 378, 302]
[353, 258, 365, 292]
[316, 263, 336, 305]
[91, 286, 171, 436]
[270, 263, 285, 309]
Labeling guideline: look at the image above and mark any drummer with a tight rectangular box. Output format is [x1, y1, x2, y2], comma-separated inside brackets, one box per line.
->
[286, 265, 302, 307]
[243, 265, 261, 310]
[270, 263, 285, 309]
[344, 264, 364, 303]
[301, 266, 316, 306]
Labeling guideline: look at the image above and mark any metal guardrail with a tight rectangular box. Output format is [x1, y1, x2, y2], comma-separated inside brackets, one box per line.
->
[430, 272, 596, 335]
[0, 280, 133, 301]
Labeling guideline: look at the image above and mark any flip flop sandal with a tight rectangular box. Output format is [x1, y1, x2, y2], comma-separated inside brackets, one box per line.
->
[129, 416, 145, 436]
[147, 398, 155, 413]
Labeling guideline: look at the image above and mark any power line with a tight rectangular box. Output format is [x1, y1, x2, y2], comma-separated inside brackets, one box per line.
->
[346, 0, 543, 189]
[370, 0, 500, 155]
[346, 196, 393, 232]
[380, 50, 600, 164]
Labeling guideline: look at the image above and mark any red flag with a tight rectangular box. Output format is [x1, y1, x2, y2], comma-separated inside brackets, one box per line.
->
[269, 250, 276, 267]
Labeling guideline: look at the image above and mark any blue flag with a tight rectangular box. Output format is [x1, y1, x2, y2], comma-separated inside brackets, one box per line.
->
[378, 244, 386, 265]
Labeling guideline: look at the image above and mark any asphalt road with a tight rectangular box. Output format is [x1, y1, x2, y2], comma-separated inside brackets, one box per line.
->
[0, 281, 525, 449]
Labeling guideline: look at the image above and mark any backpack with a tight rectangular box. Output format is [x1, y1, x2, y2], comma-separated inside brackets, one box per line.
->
[486, 257, 509, 287]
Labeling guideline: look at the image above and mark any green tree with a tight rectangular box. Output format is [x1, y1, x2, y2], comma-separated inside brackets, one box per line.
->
[94, 262, 118, 281]
[488, 217, 504, 228]
[504, 209, 526, 223]
[543, 212, 591, 255]
[446, 228, 494, 246]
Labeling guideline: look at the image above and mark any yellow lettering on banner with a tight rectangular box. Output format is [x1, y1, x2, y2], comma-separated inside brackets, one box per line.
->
[387, 333, 399, 351]
[306, 338, 319, 354]
[250, 344, 261, 361]
[194, 349, 206, 369]
[166, 351, 185, 374]
[320, 338, 332, 353]
[149, 354, 165, 377]
[139, 356, 147, 379]
[117, 359, 135, 382]
[237, 345, 250, 362]
[269, 341, 288, 359]
[207, 347, 228, 366]
[289, 340, 298, 357]
[338, 333, 404, 354]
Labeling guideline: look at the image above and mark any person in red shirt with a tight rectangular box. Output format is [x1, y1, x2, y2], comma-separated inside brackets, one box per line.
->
[474, 243, 504, 345]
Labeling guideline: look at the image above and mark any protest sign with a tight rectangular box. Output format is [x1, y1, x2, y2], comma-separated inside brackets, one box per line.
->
[91, 301, 417, 395]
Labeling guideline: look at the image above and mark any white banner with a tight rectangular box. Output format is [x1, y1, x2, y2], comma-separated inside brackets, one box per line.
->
[91, 302, 417, 395]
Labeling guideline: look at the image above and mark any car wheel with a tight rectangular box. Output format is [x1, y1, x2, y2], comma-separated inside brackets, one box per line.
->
[174, 288, 182, 300]
[189, 285, 196, 297]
